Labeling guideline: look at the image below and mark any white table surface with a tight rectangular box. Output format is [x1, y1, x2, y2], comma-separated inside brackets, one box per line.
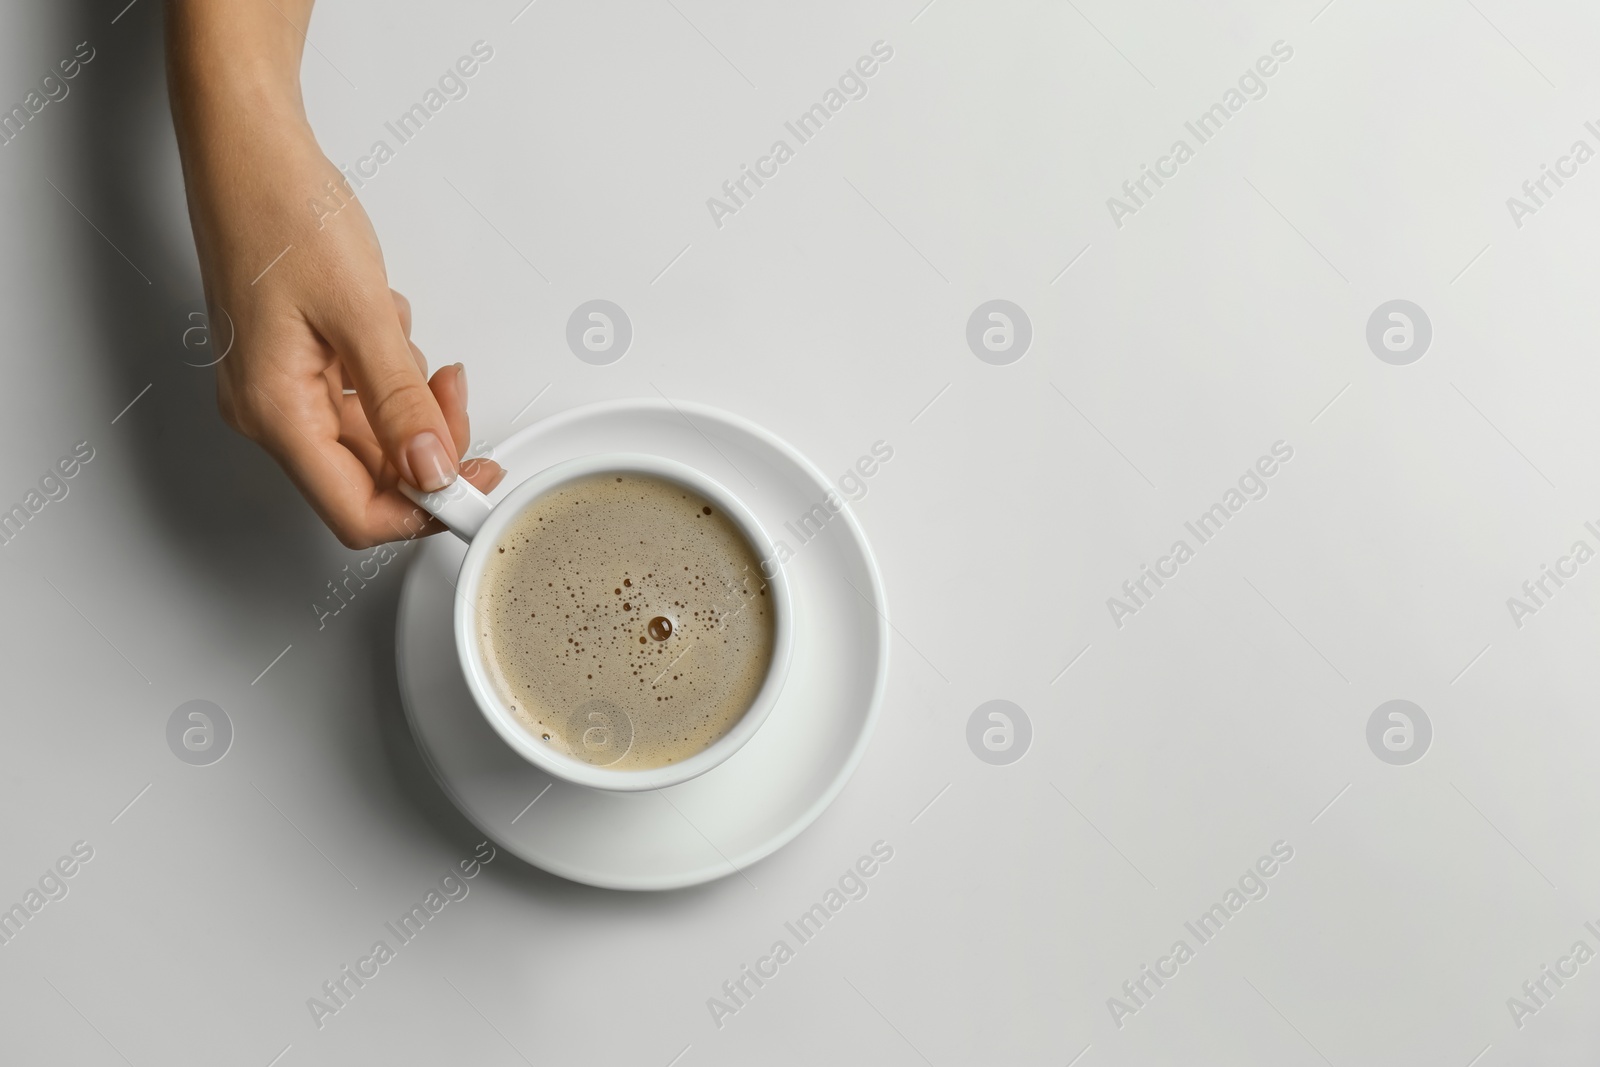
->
[4, 1, 1600, 1064]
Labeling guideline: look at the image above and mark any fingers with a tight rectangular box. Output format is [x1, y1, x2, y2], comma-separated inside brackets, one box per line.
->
[245, 376, 441, 548]
[334, 345, 420, 389]
[392, 291, 428, 376]
[335, 390, 386, 474]
[429, 362, 506, 492]
[462, 456, 506, 493]
[264, 288, 500, 544]
[430, 362, 469, 455]
[312, 290, 458, 494]
[390, 289, 412, 338]
[331, 359, 504, 491]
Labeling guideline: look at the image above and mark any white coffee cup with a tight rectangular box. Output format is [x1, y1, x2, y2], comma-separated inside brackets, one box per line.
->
[401, 454, 793, 792]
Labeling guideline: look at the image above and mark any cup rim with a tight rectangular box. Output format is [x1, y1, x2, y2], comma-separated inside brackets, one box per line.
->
[452, 453, 794, 791]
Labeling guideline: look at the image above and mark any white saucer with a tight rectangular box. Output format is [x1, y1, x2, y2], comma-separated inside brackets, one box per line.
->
[395, 399, 889, 890]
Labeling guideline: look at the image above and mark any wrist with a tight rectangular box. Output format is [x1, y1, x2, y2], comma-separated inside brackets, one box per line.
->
[169, 60, 308, 148]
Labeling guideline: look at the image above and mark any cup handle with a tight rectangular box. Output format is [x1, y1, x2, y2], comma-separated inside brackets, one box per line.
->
[398, 477, 494, 542]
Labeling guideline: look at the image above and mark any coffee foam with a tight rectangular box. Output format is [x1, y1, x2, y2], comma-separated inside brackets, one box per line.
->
[476, 473, 775, 771]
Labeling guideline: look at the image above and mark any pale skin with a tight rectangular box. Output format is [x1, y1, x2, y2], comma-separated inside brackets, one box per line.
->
[165, 0, 504, 549]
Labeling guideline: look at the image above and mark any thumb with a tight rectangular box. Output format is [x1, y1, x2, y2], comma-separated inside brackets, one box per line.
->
[322, 298, 458, 492]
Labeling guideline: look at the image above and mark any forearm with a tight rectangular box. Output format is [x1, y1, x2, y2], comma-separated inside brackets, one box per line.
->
[165, 0, 326, 275]
[165, 0, 311, 129]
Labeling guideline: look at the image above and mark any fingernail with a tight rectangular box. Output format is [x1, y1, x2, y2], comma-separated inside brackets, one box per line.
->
[454, 363, 467, 405]
[406, 431, 457, 492]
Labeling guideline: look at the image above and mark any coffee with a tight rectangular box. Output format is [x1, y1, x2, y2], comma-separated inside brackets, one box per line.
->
[475, 472, 775, 771]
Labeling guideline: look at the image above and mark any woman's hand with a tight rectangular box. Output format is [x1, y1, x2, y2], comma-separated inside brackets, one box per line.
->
[166, 0, 502, 548]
